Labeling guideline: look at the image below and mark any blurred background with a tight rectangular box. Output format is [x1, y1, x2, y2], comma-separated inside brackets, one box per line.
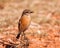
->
[0, 0, 60, 48]
[0, 0, 60, 28]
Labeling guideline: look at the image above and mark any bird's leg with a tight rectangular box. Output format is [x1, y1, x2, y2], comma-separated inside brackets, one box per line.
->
[23, 32, 26, 40]
[22, 31, 29, 48]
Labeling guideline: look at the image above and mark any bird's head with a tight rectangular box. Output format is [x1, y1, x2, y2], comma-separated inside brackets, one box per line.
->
[22, 9, 33, 16]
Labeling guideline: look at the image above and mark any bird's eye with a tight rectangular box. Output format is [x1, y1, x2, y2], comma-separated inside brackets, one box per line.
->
[26, 12, 28, 13]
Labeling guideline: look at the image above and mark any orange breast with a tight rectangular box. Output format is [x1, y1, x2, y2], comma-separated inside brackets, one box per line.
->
[20, 15, 31, 31]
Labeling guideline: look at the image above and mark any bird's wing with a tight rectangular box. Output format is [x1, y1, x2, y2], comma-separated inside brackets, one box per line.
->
[18, 19, 21, 31]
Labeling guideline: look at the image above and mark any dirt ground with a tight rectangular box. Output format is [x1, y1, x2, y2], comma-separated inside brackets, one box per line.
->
[0, 0, 60, 48]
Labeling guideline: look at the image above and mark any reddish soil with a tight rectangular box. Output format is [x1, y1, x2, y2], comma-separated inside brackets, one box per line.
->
[0, 0, 60, 48]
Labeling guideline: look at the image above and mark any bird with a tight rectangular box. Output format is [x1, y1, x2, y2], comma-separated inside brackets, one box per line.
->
[16, 9, 33, 39]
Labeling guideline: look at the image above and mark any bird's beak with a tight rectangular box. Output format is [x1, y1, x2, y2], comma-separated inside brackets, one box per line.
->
[30, 11, 34, 13]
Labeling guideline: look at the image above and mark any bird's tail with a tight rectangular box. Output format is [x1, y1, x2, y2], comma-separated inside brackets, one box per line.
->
[16, 32, 21, 39]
